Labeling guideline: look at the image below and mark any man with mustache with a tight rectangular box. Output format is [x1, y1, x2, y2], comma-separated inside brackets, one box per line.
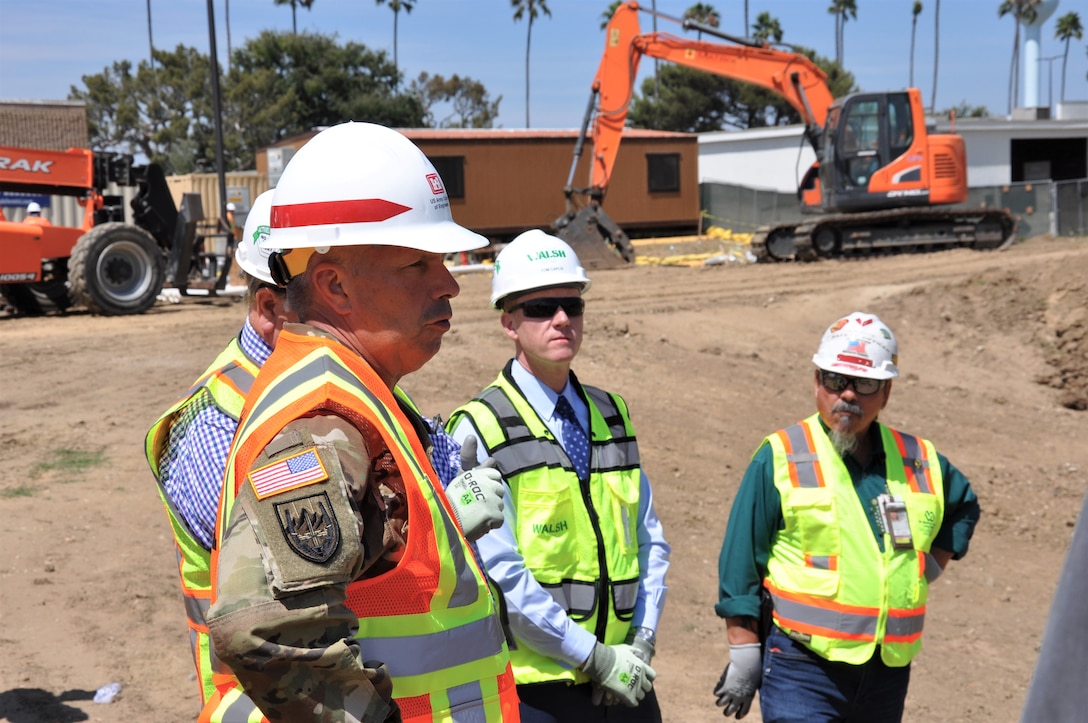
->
[205, 122, 519, 722]
[712, 312, 980, 722]
[447, 230, 670, 722]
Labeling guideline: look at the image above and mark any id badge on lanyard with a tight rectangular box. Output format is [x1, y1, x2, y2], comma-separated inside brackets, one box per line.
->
[876, 493, 914, 550]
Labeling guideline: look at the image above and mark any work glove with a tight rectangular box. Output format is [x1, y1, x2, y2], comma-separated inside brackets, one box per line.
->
[592, 627, 657, 706]
[581, 642, 656, 708]
[713, 643, 762, 719]
[445, 436, 505, 542]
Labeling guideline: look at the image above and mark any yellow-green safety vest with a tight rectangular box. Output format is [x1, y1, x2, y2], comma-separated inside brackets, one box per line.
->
[448, 366, 643, 685]
[144, 336, 261, 710]
[764, 414, 945, 667]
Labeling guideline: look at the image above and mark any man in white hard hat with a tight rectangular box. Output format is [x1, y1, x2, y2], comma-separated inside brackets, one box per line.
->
[712, 312, 980, 721]
[447, 229, 670, 722]
[206, 122, 519, 723]
[144, 188, 292, 717]
[24, 201, 51, 226]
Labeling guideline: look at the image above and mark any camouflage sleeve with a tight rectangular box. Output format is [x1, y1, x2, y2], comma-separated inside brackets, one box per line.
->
[207, 414, 408, 723]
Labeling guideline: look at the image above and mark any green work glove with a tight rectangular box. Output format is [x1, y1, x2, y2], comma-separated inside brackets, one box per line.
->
[581, 642, 656, 708]
[713, 643, 762, 719]
[446, 436, 505, 542]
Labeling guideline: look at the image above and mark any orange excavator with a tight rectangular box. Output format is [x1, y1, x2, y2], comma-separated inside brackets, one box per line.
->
[553, 1, 1016, 265]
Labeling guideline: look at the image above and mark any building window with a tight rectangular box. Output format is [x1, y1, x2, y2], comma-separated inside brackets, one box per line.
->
[647, 153, 680, 193]
[429, 156, 465, 199]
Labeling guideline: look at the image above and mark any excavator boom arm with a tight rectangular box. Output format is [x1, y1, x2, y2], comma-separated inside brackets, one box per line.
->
[586, 1, 834, 194]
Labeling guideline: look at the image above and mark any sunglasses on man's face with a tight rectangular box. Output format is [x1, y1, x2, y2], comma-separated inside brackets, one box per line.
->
[508, 297, 585, 319]
[818, 370, 885, 396]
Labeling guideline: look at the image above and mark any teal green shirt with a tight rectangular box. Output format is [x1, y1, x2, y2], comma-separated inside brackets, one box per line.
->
[715, 420, 980, 620]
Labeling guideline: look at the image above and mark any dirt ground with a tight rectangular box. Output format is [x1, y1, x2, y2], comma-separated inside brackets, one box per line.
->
[2, 236, 1087, 723]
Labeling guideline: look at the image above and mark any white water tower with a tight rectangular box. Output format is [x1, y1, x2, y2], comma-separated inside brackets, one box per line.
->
[1021, 0, 1060, 112]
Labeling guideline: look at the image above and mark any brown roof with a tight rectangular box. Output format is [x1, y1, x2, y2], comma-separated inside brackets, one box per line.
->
[260, 126, 693, 152]
[0, 100, 90, 150]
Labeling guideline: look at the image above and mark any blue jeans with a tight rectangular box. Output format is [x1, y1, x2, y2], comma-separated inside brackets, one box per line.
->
[759, 626, 911, 723]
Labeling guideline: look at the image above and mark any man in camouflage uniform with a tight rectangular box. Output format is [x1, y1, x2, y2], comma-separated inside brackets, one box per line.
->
[206, 122, 519, 723]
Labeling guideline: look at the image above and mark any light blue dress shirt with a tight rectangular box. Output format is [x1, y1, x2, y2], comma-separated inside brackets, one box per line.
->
[450, 359, 670, 670]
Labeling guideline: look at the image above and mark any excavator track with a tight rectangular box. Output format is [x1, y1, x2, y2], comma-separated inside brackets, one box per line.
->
[751, 207, 1017, 262]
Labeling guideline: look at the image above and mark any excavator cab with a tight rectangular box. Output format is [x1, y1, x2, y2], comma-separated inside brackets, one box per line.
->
[816, 88, 967, 214]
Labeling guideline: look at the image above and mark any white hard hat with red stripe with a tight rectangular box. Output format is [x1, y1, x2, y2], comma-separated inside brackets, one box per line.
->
[235, 189, 275, 284]
[812, 311, 899, 379]
[262, 122, 487, 255]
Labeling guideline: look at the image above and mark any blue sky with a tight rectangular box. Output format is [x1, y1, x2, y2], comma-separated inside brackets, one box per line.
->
[0, 0, 1085, 130]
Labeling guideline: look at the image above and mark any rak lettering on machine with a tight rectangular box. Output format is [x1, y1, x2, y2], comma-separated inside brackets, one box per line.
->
[0, 156, 53, 173]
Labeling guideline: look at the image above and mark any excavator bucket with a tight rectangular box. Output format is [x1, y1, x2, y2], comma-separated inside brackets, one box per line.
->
[551, 204, 636, 270]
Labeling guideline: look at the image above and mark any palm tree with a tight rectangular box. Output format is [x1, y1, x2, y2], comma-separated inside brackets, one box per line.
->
[146, 0, 155, 68]
[683, 3, 720, 40]
[826, 0, 858, 67]
[600, 1, 623, 31]
[511, 0, 552, 129]
[999, 0, 1041, 113]
[931, 0, 939, 111]
[376, 0, 415, 93]
[225, 0, 233, 70]
[744, 0, 750, 39]
[1055, 11, 1084, 102]
[909, 1, 922, 88]
[273, 0, 316, 34]
[752, 11, 783, 45]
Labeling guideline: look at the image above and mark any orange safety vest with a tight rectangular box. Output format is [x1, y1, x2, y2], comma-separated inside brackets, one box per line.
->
[204, 327, 519, 723]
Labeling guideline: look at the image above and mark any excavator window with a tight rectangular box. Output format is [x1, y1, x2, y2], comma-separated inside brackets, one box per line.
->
[841, 99, 882, 188]
[888, 93, 914, 159]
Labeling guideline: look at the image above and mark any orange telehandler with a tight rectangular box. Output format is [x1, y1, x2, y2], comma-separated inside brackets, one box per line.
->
[553, 1, 1016, 265]
[0, 145, 230, 316]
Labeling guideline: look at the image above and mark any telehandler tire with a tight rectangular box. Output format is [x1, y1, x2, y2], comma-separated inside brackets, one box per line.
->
[0, 260, 73, 316]
[69, 223, 165, 316]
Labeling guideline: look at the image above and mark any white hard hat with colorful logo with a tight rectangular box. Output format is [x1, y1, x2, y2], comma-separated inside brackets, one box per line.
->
[260, 122, 487, 285]
[235, 189, 276, 285]
[490, 229, 591, 310]
[812, 311, 899, 379]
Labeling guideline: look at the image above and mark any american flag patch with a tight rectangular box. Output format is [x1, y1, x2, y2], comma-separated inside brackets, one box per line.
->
[249, 449, 328, 500]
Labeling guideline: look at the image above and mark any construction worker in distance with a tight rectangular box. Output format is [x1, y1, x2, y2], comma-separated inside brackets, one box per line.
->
[712, 312, 980, 721]
[224, 201, 241, 242]
[447, 230, 671, 722]
[144, 188, 292, 719]
[206, 121, 519, 723]
[24, 201, 51, 226]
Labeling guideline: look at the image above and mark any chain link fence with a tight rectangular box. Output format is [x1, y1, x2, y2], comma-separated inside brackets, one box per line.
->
[699, 179, 1088, 239]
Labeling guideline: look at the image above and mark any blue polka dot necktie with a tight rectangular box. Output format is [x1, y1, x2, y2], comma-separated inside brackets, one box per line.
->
[555, 395, 589, 480]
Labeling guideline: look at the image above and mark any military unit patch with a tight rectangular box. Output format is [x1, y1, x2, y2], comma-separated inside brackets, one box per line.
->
[249, 448, 328, 500]
[275, 491, 341, 563]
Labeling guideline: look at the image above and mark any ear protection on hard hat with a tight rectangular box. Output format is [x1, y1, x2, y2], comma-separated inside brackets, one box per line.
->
[267, 247, 319, 288]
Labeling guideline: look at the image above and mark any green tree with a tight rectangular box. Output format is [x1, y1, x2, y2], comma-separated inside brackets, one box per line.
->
[600, 0, 623, 30]
[909, 1, 922, 88]
[70, 45, 217, 174]
[1055, 11, 1084, 102]
[999, 0, 1042, 112]
[511, 0, 551, 128]
[941, 101, 990, 119]
[273, 0, 316, 34]
[683, 3, 720, 40]
[376, 0, 415, 91]
[408, 72, 502, 128]
[70, 32, 424, 174]
[827, 0, 857, 67]
[227, 30, 423, 162]
[751, 11, 783, 45]
[628, 46, 856, 132]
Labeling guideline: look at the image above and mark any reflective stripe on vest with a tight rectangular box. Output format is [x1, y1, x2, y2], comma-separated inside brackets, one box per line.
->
[447, 366, 642, 685]
[764, 415, 944, 667]
[144, 337, 261, 708]
[216, 329, 518, 722]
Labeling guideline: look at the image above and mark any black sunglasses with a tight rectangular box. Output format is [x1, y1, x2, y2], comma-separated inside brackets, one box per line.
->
[818, 370, 885, 396]
[508, 297, 585, 319]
